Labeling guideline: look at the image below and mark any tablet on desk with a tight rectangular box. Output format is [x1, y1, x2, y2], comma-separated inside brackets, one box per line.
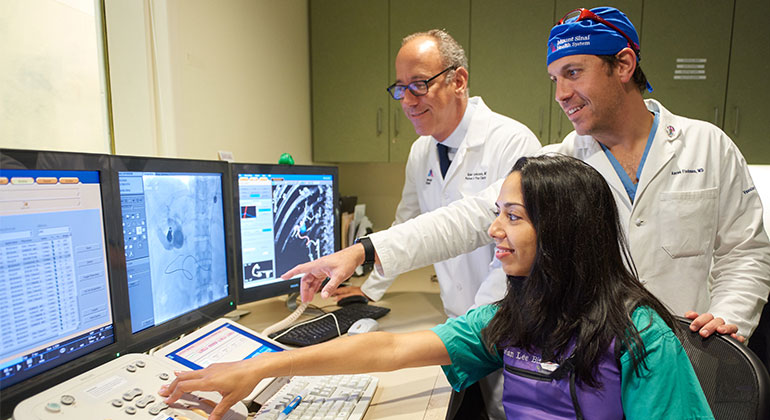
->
[155, 318, 289, 404]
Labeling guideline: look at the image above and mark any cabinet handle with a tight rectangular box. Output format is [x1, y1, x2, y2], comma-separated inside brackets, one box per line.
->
[377, 108, 383, 136]
[733, 107, 740, 136]
[394, 109, 400, 137]
[713, 106, 719, 126]
[538, 107, 544, 139]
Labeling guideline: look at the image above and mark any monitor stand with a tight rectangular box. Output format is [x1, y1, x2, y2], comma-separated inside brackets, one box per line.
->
[224, 309, 251, 321]
[286, 292, 300, 311]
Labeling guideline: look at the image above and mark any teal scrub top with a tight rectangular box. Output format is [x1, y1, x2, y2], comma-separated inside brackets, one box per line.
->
[431, 305, 714, 420]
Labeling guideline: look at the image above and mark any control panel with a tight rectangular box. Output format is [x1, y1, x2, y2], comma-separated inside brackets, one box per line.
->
[13, 354, 248, 420]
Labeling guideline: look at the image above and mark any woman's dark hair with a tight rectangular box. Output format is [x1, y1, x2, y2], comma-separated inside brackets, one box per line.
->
[481, 154, 676, 387]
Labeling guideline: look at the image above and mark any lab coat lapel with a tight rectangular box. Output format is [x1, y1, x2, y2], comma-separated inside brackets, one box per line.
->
[580, 138, 633, 212]
[441, 98, 491, 187]
[634, 106, 679, 207]
[633, 124, 677, 206]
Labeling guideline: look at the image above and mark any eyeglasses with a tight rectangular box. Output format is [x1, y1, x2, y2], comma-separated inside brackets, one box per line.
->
[386, 66, 457, 100]
[559, 8, 641, 59]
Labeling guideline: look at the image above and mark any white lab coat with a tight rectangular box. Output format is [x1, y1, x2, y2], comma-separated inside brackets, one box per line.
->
[362, 97, 541, 318]
[370, 99, 770, 336]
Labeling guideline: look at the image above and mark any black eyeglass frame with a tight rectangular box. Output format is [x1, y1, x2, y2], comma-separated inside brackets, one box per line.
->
[386, 65, 458, 100]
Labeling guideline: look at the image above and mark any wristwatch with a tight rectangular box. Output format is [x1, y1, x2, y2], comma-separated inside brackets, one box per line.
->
[354, 236, 375, 266]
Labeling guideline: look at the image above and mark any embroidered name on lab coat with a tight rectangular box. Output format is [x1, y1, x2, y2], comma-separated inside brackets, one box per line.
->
[465, 170, 487, 181]
[671, 168, 704, 175]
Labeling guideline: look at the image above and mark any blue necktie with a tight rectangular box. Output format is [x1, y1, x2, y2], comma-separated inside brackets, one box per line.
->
[437, 143, 451, 178]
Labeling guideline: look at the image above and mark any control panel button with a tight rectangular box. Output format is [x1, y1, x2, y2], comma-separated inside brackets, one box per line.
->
[111, 399, 124, 408]
[148, 402, 169, 415]
[122, 388, 143, 401]
[158, 372, 170, 381]
[135, 394, 156, 408]
[126, 364, 137, 373]
[124, 406, 137, 415]
[60, 394, 75, 405]
[44, 402, 61, 413]
[135, 360, 146, 368]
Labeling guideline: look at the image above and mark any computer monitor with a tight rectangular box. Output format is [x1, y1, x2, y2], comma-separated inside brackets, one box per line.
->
[0, 149, 121, 418]
[231, 163, 339, 304]
[107, 155, 237, 353]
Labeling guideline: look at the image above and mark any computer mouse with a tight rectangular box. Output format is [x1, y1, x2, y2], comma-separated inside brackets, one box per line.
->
[347, 318, 379, 335]
[337, 294, 369, 307]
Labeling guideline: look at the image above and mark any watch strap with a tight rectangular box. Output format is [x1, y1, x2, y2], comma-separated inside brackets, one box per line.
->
[355, 236, 375, 266]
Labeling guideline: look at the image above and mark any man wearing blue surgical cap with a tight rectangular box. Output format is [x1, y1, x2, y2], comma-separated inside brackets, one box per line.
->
[293, 7, 770, 345]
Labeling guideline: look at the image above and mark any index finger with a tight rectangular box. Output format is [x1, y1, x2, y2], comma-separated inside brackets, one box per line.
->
[163, 378, 212, 404]
[159, 370, 201, 399]
[281, 262, 308, 280]
[688, 313, 714, 332]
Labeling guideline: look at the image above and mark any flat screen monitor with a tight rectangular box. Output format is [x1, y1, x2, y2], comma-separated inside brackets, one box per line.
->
[231, 163, 339, 304]
[0, 149, 121, 418]
[107, 156, 236, 353]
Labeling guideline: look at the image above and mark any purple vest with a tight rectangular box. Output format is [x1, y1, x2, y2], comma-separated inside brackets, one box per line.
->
[502, 341, 623, 419]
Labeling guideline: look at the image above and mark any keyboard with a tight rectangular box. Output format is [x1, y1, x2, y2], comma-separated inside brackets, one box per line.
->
[269, 303, 390, 347]
[254, 374, 378, 420]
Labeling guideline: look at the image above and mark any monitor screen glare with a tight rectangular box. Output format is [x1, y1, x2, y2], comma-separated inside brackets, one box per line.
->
[0, 169, 114, 391]
[238, 173, 335, 290]
[118, 171, 229, 334]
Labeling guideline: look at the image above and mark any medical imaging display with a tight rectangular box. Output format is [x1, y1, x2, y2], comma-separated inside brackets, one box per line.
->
[0, 168, 114, 391]
[238, 173, 335, 289]
[119, 171, 228, 334]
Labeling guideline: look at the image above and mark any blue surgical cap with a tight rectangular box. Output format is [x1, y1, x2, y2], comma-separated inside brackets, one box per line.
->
[547, 7, 640, 66]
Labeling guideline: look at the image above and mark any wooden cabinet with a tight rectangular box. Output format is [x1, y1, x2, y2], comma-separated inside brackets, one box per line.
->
[310, 1, 770, 163]
[723, 0, 770, 163]
[310, 0, 389, 162]
[640, 0, 734, 126]
[469, 0, 553, 143]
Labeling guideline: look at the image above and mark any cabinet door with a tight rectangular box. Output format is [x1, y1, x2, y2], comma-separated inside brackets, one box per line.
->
[470, 0, 553, 144]
[388, 0, 470, 162]
[549, 0, 643, 144]
[310, 0, 389, 162]
[723, 0, 770, 163]
[641, 0, 734, 126]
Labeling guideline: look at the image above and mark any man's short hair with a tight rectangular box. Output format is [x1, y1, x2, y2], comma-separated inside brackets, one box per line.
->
[402, 29, 468, 84]
[598, 54, 650, 93]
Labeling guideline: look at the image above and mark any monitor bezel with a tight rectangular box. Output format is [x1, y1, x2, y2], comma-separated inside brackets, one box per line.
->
[106, 155, 237, 354]
[230, 163, 340, 305]
[0, 148, 123, 419]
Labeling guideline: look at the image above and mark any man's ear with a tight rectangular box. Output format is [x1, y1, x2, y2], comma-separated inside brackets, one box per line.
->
[453, 66, 469, 95]
[615, 48, 637, 84]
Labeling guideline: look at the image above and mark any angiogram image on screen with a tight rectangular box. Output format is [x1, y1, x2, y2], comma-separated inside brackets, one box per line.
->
[272, 182, 335, 276]
[121, 172, 228, 333]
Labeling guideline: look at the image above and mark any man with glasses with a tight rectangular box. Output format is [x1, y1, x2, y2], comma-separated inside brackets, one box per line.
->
[332, 29, 539, 419]
[289, 8, 770, 344]
[335, 28, 539, 321]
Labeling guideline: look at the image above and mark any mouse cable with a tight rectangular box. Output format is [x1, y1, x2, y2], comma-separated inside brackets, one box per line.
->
[267, 312, 342, 342]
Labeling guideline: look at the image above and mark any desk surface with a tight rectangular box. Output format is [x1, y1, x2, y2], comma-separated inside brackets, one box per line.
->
[234, 266, 451, 420]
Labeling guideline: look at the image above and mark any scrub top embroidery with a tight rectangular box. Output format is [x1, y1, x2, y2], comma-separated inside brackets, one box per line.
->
[600, 111, 660, 202]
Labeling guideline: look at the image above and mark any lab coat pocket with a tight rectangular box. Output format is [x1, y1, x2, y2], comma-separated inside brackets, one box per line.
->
[659, 187, 717, 258]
